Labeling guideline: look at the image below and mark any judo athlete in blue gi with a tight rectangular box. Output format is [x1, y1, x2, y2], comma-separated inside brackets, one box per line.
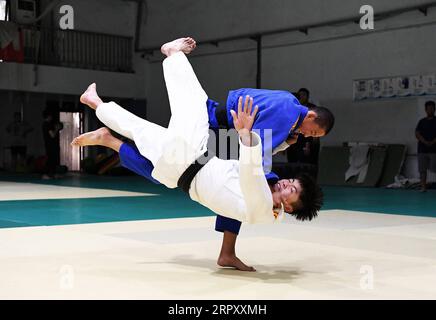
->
[207, 89, 334, 244]
[72, 37, 333, 270]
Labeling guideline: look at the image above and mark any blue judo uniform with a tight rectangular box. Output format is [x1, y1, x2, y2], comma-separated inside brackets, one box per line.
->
[118, 88, 308, 235]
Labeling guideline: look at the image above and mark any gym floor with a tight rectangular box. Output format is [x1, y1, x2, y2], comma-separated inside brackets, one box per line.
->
[1, 173, 436, 299]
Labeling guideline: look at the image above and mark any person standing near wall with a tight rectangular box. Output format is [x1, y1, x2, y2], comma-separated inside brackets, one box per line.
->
[42, 109, 63, 179]
[415, 100, 436, 192]
[287, 88, 321, 178]
[5, 112, 33, 171]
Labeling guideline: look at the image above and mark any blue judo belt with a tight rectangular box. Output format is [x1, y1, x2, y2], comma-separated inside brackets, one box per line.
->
[215, 105, 230, 129]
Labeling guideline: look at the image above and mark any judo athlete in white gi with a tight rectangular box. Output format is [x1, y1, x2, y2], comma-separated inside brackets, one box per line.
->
[72, 38, 323, 271]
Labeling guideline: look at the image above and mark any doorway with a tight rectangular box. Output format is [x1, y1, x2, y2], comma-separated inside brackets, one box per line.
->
[59, 112, 82, 171]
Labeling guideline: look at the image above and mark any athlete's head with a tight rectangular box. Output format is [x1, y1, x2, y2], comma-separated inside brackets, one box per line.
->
[270, 173, 323, 221]
[299, 106, 335, 138]
[297, 88, 310, 105]
[425, 100, 435, 117]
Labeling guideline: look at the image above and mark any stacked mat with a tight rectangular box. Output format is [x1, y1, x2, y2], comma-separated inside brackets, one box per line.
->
[318, 144, 406, 187]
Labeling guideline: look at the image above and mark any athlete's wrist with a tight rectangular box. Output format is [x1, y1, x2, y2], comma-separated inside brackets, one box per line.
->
[238, 129, 252, 146]
[238, 128, 251, 136]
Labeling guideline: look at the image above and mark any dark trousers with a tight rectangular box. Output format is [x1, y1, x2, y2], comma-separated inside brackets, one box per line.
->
[45, 146, 59, 175]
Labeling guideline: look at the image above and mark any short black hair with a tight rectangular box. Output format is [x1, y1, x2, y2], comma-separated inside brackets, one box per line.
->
[290, 173, 323, 221]
[311, 106, 335, 135]
[425, 100, 435, 108]
[297, 88, 310, 97]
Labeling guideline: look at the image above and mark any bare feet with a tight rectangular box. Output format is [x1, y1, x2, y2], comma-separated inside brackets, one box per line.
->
[71, 127, 111, 147]
[217, 254, 256, 272]
[161, 37, 196, 57]
[80, 83, 103, 110]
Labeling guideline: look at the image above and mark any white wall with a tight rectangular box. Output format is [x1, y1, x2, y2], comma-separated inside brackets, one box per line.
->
[53, 0, 137, 37]
[141, 2, 436, 179]
[0, 61, 147, 98]
[139, 0, 433, 47]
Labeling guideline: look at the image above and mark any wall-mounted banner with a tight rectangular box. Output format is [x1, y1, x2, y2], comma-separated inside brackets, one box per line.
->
[353, 73, 436, 101]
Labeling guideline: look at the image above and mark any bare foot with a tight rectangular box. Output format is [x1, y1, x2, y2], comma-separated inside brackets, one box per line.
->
[161, 37, 196, 57]
[217, 254, 256, 272]
[185, 37, 196, 51]
[80, 83, 103, 110]
[71, 127, 111, 147]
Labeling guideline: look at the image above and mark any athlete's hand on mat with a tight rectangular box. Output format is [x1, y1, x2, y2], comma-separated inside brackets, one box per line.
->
[230, 95, 259, 136]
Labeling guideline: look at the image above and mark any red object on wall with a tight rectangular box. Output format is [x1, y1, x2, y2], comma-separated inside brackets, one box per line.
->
[0, 29, 24, 62]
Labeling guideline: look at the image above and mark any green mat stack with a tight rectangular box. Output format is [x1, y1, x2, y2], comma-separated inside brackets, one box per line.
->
[318, 144, 407, 187]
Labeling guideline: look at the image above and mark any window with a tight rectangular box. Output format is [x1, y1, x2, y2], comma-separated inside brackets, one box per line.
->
[0, 0, 8, 21]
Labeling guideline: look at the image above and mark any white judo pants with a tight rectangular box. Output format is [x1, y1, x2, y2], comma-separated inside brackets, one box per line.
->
[95, 52, 210, 187]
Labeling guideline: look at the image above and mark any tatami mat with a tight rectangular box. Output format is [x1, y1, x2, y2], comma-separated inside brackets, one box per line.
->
[0, 181, 156, 201]
[1, 210, 436, 299]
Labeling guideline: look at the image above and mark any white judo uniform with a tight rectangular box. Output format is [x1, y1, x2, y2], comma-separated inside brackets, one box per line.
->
[95, 52, 284, 224]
